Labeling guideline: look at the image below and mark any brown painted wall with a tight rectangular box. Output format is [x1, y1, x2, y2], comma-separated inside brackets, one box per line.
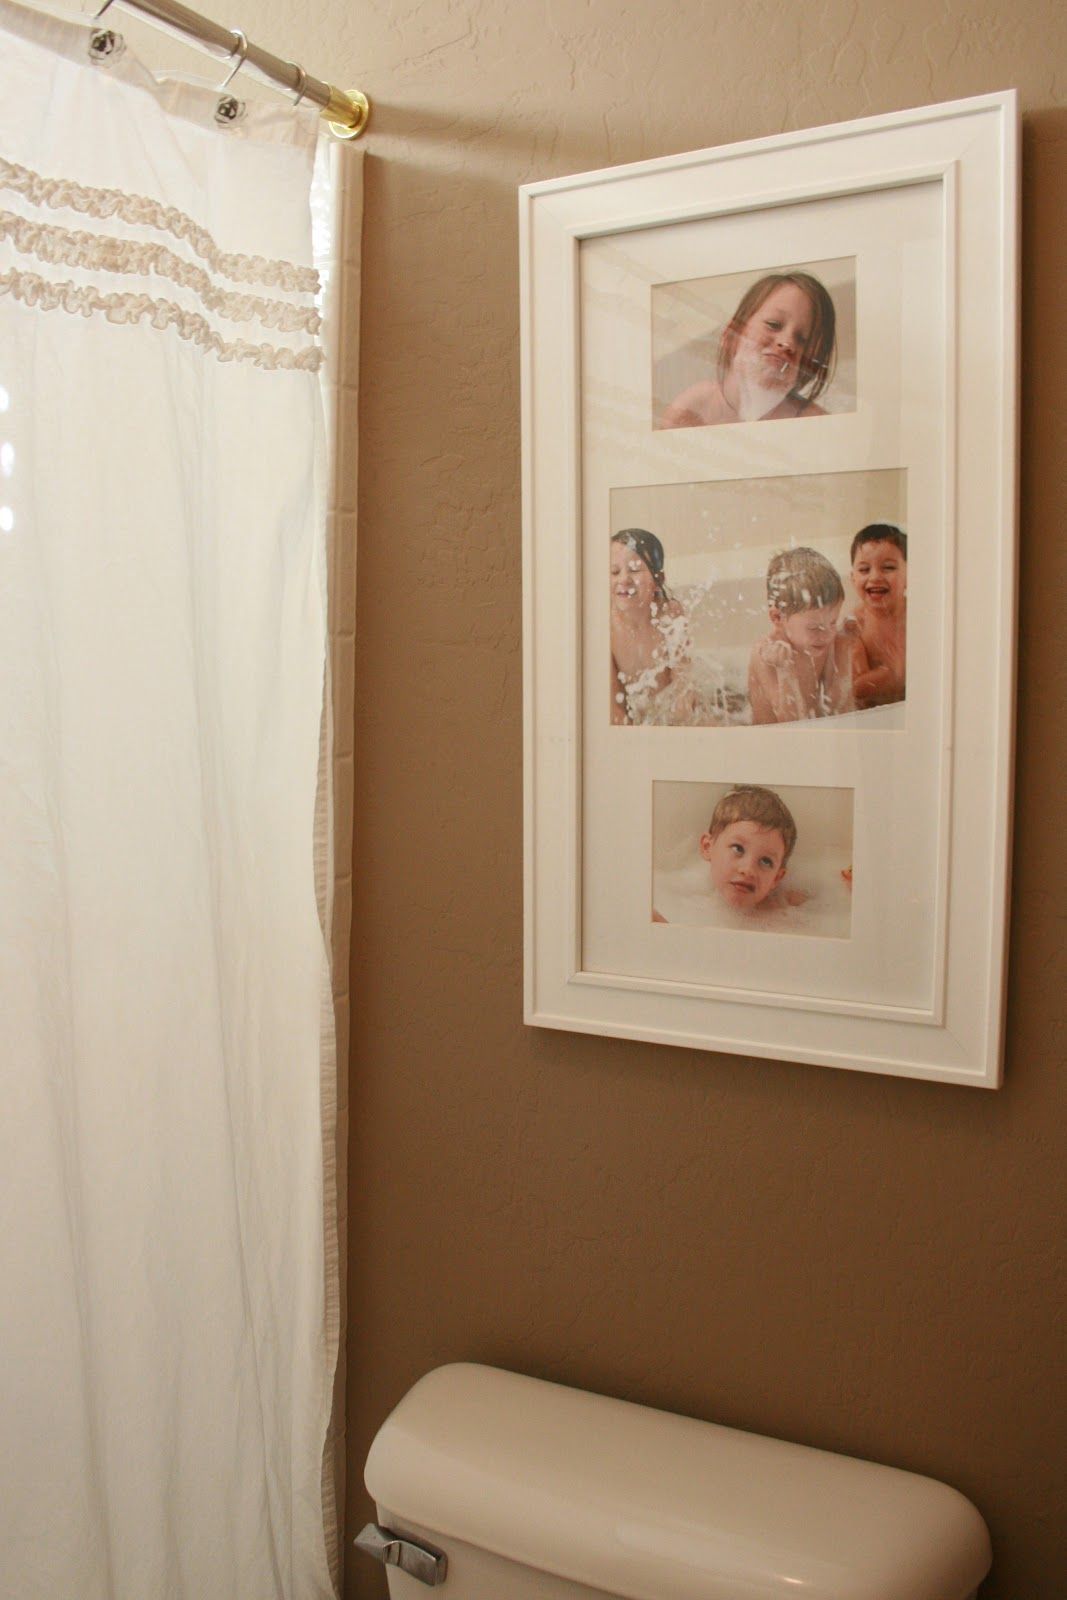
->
[338, 3, 1067, 1595]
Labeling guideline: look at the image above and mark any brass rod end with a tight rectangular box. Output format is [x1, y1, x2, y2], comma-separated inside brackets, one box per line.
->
[324, 88, 370, 139]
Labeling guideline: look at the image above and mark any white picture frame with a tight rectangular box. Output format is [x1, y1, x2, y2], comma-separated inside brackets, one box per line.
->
[521, 92, 1018, 1088]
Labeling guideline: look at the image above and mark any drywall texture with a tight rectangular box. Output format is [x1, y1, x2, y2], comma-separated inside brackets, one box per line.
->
[241, 1, 1066, 1594]
[337, 5, 1063, 1598]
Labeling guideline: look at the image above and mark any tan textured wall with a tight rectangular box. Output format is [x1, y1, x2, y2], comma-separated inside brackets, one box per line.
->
[336, 8, 1066, 1600]
[338, 5, 1066, 1595]
[209, 1, 1063, 1595]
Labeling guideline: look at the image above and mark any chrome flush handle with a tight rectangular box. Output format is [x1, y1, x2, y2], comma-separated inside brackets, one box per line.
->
[353, 1523, 448, 1587]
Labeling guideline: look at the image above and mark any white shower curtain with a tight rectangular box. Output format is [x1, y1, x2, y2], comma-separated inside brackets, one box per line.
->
[0, 4, 339, 1596]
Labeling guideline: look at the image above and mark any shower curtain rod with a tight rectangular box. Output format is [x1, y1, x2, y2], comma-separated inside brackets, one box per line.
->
[95, 0, 370, 136]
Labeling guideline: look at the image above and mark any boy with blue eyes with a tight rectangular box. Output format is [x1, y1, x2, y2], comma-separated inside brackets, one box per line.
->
[700, 785, 801, 912]
[651, 785, 808, 924]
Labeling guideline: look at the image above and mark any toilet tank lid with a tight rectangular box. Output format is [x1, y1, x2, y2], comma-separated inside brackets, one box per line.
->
[365, 1364, 991, 1600]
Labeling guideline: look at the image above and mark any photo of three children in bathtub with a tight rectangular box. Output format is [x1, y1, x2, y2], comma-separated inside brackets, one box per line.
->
[609, 468, 906, 729]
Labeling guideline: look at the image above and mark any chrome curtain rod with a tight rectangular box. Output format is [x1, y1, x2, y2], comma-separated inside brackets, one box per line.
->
[96, 0, 370, 136]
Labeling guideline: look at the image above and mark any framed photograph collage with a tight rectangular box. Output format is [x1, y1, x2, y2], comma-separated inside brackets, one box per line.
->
[521, 93, 1018, 1087]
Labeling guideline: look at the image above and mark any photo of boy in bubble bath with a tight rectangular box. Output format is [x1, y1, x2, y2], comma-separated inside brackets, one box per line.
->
[700, 785, 808, 910]
[653, 785, 807, 924]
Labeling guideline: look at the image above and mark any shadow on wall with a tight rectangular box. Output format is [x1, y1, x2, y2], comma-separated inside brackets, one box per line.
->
[358, 99, 699, 181]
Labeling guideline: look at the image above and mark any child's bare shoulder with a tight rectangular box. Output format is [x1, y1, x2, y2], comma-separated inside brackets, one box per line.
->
[757, 885, 810, 915]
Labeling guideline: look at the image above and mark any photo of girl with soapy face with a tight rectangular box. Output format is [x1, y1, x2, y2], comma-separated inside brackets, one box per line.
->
[608, 468, 906, 729]
[651, 258, 857, 430]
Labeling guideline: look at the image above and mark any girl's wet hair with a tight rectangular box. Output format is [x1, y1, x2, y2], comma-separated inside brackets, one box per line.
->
[612, 528, 671, 603]
[708, 785, 798, 863]
[766, 546, 844, 616]
[850, 523, 907, 563]
[718, 271, 838, 405]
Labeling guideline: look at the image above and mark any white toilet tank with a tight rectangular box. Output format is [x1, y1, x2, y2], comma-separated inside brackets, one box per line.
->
[360, 1363, 992, 1600]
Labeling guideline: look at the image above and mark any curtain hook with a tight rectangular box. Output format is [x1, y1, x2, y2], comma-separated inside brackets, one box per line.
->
[218, 28, 249, 89]
[291, 64, 308, 108]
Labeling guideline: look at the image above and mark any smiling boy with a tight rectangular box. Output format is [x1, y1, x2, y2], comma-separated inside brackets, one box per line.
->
[844, 523, 907, 709]
[748, 546, 853, 723]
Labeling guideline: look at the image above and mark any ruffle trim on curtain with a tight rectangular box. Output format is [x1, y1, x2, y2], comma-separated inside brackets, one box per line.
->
[0, 209, 321, 330]
[0, 266, 325, 368]
[0, 150, 323, 370]
[1, 156, 320, 291]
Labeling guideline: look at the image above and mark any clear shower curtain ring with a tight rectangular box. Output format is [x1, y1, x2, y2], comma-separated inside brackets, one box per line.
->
[290, 65, 308, 108]
[218, 28, 249, 89]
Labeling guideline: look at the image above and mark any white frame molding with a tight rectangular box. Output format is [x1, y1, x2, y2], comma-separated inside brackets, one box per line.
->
[521, 93, 1018, 1088]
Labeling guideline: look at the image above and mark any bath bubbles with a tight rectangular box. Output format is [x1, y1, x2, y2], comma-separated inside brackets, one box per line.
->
[653, 849, 851, 939]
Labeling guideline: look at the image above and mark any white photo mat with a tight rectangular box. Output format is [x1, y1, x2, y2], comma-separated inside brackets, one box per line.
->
[521, 93, 1018, 1087]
